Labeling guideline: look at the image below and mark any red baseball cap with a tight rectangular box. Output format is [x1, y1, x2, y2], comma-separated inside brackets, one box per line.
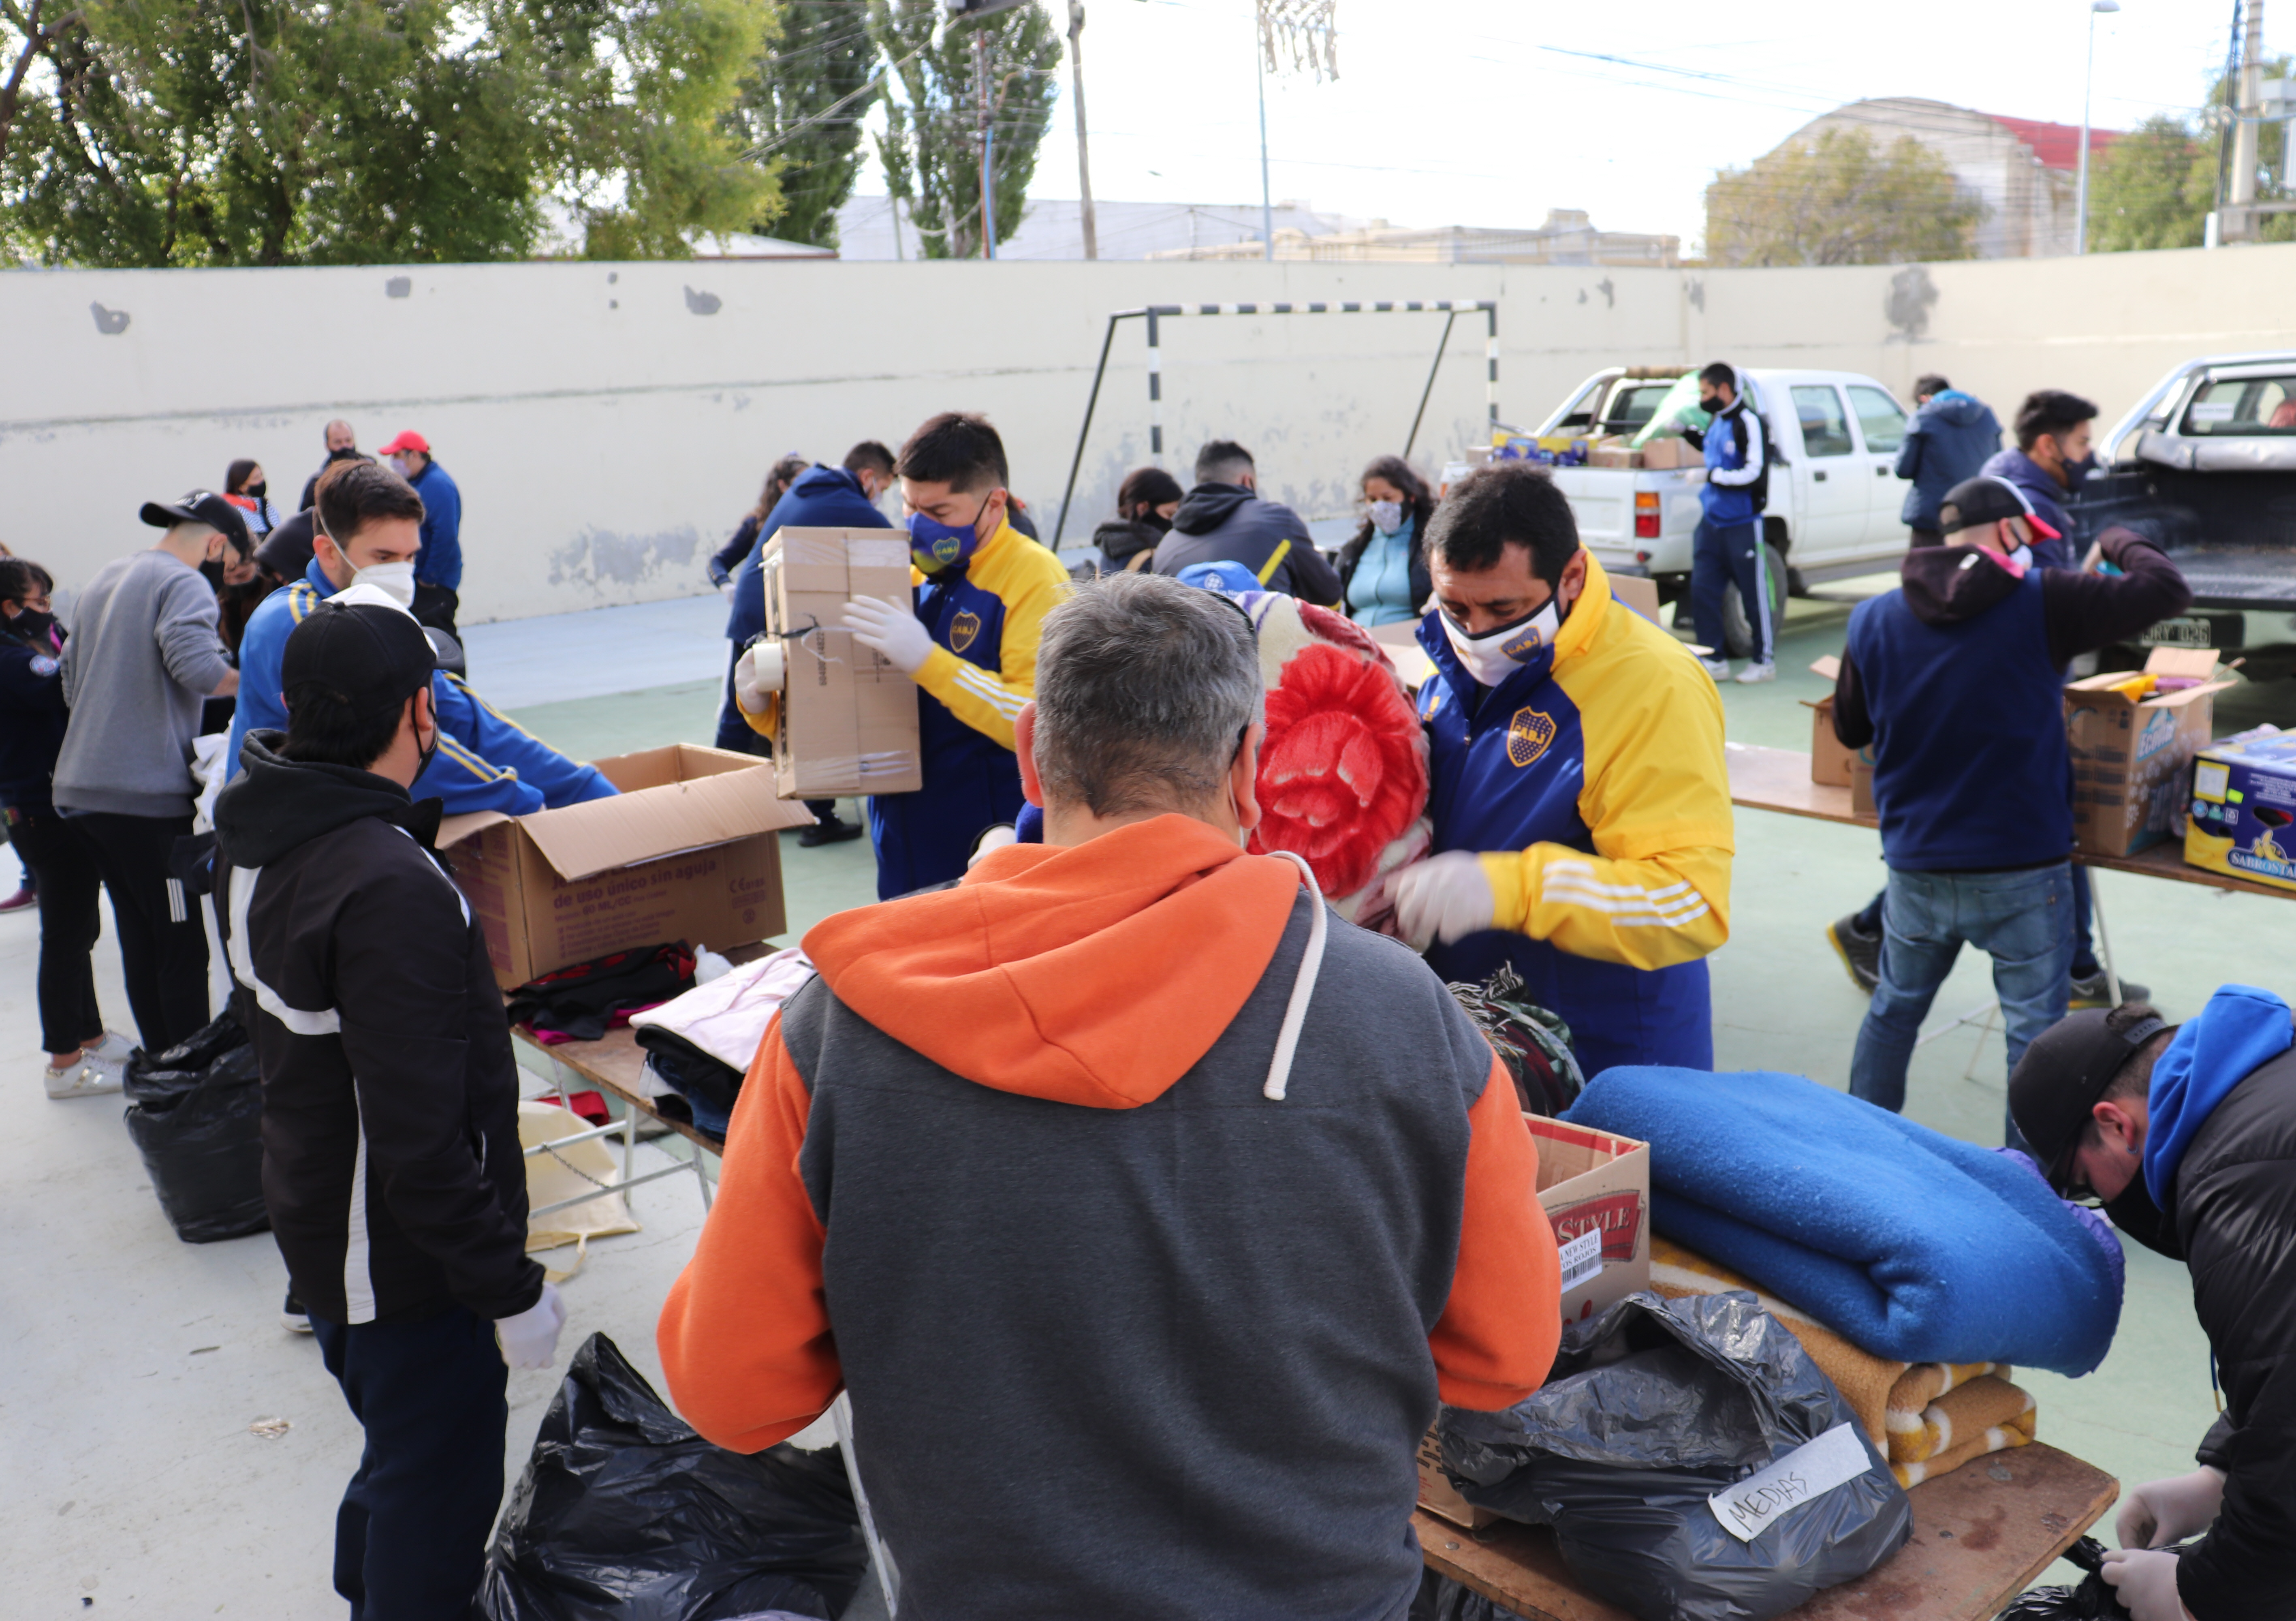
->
[377, 430, 431, 456]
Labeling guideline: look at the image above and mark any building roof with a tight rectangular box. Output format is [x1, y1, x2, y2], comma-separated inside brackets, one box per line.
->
[1981, 114, 2121, 172]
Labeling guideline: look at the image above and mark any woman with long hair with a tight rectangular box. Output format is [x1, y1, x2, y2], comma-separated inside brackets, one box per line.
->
[223, 458, 284, 537]
[1336, 455, 1435, 627]
[709, 454, 811, 592]
[1080, 467, 1184, 580]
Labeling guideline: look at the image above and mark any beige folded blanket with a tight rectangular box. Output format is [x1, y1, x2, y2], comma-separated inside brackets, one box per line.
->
[1886, 1371, 2034, 1464]
[1892, 1406, 2036, 1488]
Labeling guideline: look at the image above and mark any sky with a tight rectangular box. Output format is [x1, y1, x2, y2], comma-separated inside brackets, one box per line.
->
[851, 0, 2259, 254]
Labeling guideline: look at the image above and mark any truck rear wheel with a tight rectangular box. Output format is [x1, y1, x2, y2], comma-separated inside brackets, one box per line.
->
[1723, 542, 1790, 659]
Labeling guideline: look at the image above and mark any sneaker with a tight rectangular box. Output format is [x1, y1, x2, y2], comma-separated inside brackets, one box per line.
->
[0, 886, 34, 913]
[2070, 971, 2151, 1010]
[798, 812, 867, 849]
[1734, 661, 1778, 684]
[1698, 657, 1732, 680]
[42, 1057, 122, 1099]
[281, 1292, 313, 1335]
[1826, 913, 1882, 993]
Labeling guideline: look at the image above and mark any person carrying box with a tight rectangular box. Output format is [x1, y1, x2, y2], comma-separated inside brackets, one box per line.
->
[1830, 475, 2188, 1141]
[660, 571, 1559, 1619]
[831, 411, 1072, 898]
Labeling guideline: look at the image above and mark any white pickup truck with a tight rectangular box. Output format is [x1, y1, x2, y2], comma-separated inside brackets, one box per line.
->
[1531, 367, 1919, 653]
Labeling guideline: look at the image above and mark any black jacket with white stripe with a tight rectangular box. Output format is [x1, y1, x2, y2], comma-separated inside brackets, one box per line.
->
[214, 730, 542, 1327]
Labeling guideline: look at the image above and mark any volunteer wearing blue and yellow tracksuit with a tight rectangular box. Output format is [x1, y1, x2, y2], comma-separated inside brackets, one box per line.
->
[231, 561, 616, 815]
[1392, 462, 1732, 1075]
[837, 413, 1070, 900]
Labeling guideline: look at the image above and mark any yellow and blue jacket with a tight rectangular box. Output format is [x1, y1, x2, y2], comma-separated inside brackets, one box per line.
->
[1416, 555, 1732, 1075]
[227, 562, 618, 815]
[866, 520, 1070, 898]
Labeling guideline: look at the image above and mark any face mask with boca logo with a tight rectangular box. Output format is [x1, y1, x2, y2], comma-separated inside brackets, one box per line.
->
[907, 494, 996, 573]
[1440, 594, 1563, 689]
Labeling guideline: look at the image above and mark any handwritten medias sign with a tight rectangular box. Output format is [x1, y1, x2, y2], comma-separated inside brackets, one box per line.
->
[1708, 1423, 1871, 1543]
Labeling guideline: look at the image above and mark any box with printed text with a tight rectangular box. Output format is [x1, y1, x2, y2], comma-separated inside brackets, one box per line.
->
[2185, 726, 2296, 892]
[2065, 648, 2234, 858]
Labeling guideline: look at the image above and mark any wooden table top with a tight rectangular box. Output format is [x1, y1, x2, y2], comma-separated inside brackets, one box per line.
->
[1419, 1441, 2117, 1621]
[1726, 741, 2296, 901]
[512, 1024, 726, 1154]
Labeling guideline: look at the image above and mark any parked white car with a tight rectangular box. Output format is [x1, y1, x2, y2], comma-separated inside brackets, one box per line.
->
[1531, 367, 1918, 653]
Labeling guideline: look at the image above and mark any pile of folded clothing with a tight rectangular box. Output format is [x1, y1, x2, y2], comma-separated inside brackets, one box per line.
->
[1649, 1236, 2038, 1489]
[627, 947, 816, 1137]
[508, 943, 697, 1043]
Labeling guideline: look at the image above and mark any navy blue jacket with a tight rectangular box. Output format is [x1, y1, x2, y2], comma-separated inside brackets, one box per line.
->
[0, 627, 69, 810]
[1896, 391, 2001, 529]
[1152, 483, 1342, 605]
[725, 465, 891, 645]
[1981, 448, 2087, 572]
[407, 460, 463, 590]
[1835, 531, 2191, 872]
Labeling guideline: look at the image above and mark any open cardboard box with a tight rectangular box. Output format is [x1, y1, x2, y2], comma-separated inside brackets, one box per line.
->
[1805, 655, 1854, 787]
[2065, 648, 2235, 858]
[761, 527, 924, 801]
[438, 744, 814, 988]
[1418, 1115, 1652, 1531]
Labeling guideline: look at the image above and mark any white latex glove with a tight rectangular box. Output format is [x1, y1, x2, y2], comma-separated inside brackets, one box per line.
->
[841, 596, 935, 675]
[1389, 850, 1497, 952]
[2099, 1547, 2195, 1621]
[2117, 1467, 2226, 1550]
[495, 1281, 566, 1371]
[718, 579, 736, 601]
[733, 640, 784, 715]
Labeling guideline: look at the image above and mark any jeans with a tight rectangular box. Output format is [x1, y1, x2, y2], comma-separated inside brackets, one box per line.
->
[1856, 861, 2101, 981]
[1850, 863, 2074, 1146]
[68, 810, 209, 1054]
[312, 1304, 509, 1621]
[1691, 518, 1771, 664]
[8, 804, 106, 1054]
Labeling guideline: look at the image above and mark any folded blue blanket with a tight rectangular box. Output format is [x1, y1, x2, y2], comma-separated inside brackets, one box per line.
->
[1561, 1068, 2123, 1375]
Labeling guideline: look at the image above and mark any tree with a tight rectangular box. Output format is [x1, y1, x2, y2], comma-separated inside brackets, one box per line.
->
[728, 0, 877, 248]
[2087, 58, 2292, 251]
[1702, 127, 1983, 267]
[867, 0, 1057, 260]
[0, 0, 780, 266]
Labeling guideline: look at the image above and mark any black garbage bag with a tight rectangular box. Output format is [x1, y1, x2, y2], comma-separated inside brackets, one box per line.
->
[1410, 1570, 1513, 1621]
[121, 1013, 269, 1243]
[479, 1332, 869, 1621]
[1439, 1291, 1912, 1621]
[1993, 1535, 2206, 1620]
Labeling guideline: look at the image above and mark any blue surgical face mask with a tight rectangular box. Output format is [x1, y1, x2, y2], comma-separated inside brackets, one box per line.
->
[1440, 594, 1563, 688]
[908, 493, 996, 573]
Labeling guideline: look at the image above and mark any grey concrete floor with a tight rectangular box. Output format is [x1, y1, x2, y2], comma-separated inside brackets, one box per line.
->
[6, 588, 2285, 1615]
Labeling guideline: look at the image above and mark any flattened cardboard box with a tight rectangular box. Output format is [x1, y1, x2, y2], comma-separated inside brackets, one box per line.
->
[2064, 648, 2234, 858]
[761, 527, 923, 800]
[438, 744, 813, 988]
[1418, 1117, 1653, 1531]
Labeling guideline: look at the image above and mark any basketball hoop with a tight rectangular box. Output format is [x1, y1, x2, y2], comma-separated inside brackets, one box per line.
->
[1258, 0, 1337, 82]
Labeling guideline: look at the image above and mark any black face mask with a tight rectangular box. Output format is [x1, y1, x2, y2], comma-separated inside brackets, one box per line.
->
[2104, 1177, 2184, 1260]
[8, 608, 57, 645]
[326, 447, 358, 464]
[1137, 510, 1173, 535]
[200, 559, 227, 590]
[247, 480, 267, 499]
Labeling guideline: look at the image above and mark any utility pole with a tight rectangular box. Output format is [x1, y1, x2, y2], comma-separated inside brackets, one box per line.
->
[2227, 0, 2266, 240]
[1068, 2, 1097, 259]
[975, 30, 997, 259]
[1255, 14, 1274, 261]
[2076, 0, 2119, 254]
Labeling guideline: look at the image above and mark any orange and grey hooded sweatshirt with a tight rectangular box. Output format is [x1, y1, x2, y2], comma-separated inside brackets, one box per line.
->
[658, 815, 1561, 1621]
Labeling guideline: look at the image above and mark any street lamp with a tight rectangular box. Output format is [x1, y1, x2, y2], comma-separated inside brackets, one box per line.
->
[2076, 0, 2121, 255]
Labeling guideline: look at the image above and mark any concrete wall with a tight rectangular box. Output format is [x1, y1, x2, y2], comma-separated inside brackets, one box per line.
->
[4, 243, 2293, 625]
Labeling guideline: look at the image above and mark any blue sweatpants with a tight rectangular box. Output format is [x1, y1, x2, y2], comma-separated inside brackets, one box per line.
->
[1691, 519, 1771, 664]
[312, 1304, 509, 1621]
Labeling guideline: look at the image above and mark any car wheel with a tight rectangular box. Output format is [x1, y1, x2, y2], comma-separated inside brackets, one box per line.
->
[1722, 543, 1790, 659]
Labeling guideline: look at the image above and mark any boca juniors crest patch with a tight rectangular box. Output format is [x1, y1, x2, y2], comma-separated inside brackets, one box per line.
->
[1506, 707, 1556, 768]
[948, 610, 982, 653]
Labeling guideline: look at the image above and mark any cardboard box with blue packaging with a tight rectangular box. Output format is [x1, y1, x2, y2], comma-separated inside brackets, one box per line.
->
[2186, 726, 2296, 891]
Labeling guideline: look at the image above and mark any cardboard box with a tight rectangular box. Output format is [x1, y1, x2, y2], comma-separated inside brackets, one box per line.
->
[2186, 726, 2296, 890]
[1805, 656, 1854, 787]
[760, 528, 925, 801]
[1417, 1116, 1652, 1530]
[438, 744, 814, 988]
[2065, 648, 2235, 858]
[1589, 445, 1641, 469]
[1639, 436, 1697, 470]
[1850, 755, 1876, 819]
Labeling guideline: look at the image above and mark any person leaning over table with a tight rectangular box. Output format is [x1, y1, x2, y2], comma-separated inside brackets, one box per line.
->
[662, 570, 1561, 1621]
[1379, 460, 1734, 1076]
[2008, 990, 2296, 1621]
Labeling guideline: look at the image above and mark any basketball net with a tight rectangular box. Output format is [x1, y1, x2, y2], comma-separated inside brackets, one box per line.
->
[1258, 0, 1337, 81]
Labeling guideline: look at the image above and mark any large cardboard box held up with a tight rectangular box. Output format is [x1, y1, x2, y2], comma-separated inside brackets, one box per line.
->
[2064, 648, 2234, 858]
[2186, 727, 2296, 891]
[1419, 1115, 1653, 1530]
[437, 744, 813, 988]
[760, 527, 924, 801]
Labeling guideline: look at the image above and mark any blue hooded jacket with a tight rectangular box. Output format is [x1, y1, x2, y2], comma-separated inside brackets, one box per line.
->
[1895, 391, 2000, 529]
[1980, 448, 2084, 571]
[2145, 984, 2296, 1206]
[725, 464, 891, 645]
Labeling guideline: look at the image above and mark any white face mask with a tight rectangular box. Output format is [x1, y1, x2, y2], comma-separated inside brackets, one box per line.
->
[1440, 595, 1563, 688]
[352, 559, 417, 608]
[1369, 499, 1405, 536]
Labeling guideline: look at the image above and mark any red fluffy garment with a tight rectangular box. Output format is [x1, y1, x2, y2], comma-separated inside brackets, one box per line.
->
[1249, 640, 1428, 898]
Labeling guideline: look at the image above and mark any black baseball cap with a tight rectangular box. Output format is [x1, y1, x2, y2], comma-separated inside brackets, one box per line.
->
[2006, 1006, 2174, 1189]
[140, 489, 252, 554]
[281, 597, 436, 721]
[1939, 474, 2061, 542]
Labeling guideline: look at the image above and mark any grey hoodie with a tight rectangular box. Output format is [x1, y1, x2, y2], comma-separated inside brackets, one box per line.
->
[55, 548, 233, 817]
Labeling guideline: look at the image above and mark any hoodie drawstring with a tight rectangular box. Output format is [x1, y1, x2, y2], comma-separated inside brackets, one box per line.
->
[1262, 851, 1327, 1101]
